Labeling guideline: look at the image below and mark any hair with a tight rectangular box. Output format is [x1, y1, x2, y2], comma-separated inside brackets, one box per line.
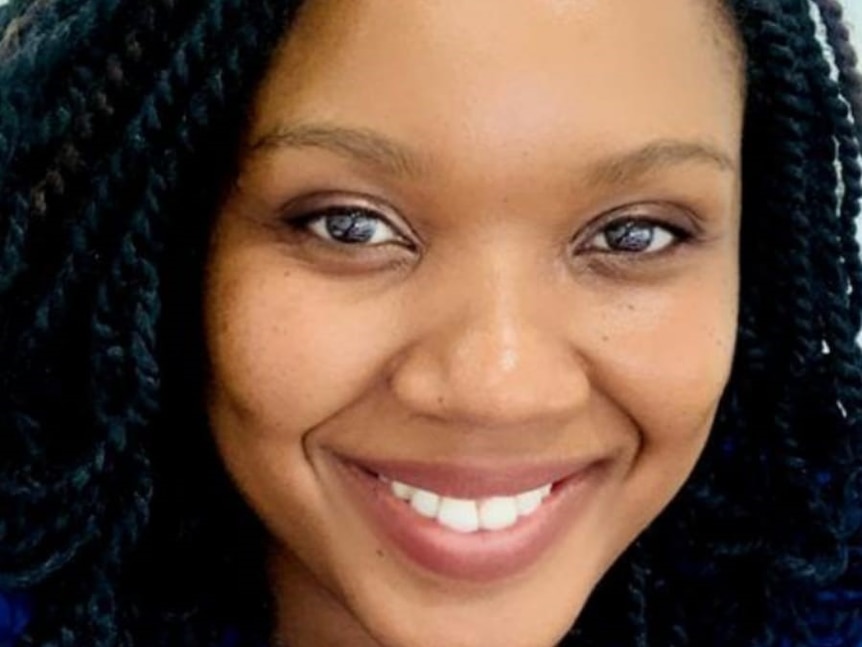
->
[0, 0, 861, 645]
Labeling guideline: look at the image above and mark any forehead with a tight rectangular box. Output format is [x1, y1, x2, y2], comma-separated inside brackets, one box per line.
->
[247, 0, 743, 169]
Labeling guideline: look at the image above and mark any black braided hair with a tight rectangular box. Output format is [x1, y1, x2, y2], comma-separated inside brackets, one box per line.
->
[0, 1, 861, 645]
[1, 1, 301, 644]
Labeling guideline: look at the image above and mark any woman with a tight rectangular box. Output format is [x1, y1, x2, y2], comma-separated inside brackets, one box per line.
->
[1, 0, 861, 645]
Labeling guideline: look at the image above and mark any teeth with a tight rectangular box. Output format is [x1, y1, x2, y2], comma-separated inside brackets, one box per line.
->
[514, 487, 544, 516]
[409, 488, 440, 518]
[391, 481, 415, 500]
[478, 497, 519, 530]
[437, 498, 479, 533]
[383, 475, 553, 533]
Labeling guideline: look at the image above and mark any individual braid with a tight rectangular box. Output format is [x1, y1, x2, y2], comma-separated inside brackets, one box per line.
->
[812, 0, 862, 141]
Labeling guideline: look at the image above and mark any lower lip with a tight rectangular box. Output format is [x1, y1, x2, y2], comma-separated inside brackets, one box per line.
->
[331, 457, 602, 583]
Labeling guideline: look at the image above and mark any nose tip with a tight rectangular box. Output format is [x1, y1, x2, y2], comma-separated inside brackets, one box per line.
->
[389, 298, 590, 429]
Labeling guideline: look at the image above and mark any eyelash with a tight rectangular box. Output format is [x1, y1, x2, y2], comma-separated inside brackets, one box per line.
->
[284, 205, 693, 259]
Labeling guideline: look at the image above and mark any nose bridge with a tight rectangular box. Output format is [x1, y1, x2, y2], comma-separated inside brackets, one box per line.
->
[453, 262, 546, 384]
[390, 248, 590, 428]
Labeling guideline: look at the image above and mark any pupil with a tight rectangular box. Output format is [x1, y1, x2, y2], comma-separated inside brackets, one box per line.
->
[326, 211, 377, 243]
[604, 221, 653, 252]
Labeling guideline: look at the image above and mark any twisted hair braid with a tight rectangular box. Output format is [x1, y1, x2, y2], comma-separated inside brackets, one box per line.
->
[0, 1, 172, 295]
[812, 0, 862, 140]
[1, 1, 299, 645]
[1, 0, 861, 646]
[810, 0, 862, 333]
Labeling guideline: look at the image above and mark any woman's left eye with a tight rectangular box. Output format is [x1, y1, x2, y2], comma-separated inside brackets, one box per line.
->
[303, 207, 403, 246]
[587, 218, 683, 255]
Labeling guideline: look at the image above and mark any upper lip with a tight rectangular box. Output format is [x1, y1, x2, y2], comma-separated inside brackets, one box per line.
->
[333, 452, 602, 499]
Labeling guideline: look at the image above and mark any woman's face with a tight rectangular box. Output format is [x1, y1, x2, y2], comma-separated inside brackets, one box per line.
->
[204, 0, 743, 645]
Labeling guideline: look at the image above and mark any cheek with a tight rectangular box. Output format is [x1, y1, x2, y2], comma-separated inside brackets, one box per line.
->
[572, 270, 737, 554]
[202, 238, 412, 556]
[586, 269, 738, 520]
[205, 252, 403, 439]
[591, 257, 737, 421]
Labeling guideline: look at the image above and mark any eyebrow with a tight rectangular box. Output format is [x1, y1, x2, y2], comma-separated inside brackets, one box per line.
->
[585, 139, 736, 186]
[248, 122, 735, 184]
[248, 123, 426, 178]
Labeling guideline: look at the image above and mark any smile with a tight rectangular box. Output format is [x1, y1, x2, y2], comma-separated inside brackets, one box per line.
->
[381, 475, 553, 533]
[330, 453, 606, 582]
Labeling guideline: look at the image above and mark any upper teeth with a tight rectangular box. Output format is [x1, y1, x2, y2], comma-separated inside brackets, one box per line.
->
[382, 477, 553, 533]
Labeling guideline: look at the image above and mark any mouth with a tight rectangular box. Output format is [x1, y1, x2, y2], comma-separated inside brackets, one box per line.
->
[380, 473, 553, 533]
[329, 452, 606, 582]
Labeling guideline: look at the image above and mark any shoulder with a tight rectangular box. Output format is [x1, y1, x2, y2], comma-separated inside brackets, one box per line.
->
[0, 592, 29, 647]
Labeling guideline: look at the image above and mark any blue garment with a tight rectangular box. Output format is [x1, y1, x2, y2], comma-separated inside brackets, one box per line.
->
[797, 588, 862, 647]
[0, 593, 28, 647]
[0, 594, 249, 646]
[2, 589, 862, 645]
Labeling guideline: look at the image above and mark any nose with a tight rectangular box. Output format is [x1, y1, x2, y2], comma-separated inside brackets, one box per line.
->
[389, 255, 591, 430]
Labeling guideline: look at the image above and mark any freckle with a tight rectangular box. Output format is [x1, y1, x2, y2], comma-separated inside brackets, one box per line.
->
[625, 303, 635, 311]
[376, 549, 385, 559]
[601, 334, 609, 342]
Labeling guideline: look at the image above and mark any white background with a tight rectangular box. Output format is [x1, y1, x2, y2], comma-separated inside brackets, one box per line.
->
[848, 3, 862, 51]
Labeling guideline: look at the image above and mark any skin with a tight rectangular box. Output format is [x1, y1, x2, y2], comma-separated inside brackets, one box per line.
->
[204, 1, 744, 645]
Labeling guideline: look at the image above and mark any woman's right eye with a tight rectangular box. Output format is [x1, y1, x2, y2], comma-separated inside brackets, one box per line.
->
[297, 207, 406, 247]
